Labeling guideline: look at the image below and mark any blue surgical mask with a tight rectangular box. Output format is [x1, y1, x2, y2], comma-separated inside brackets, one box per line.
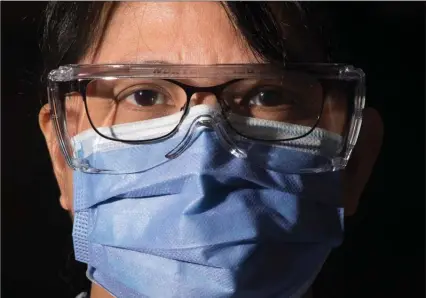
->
[72, 105, 344, 298]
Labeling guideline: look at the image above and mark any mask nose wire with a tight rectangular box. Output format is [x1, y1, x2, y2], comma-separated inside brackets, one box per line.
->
[165, 113, 247, 160]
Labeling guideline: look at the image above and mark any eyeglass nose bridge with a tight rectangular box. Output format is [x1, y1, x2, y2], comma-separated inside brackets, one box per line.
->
[166, 79, 240, 115]
[165, 114, 247, 160]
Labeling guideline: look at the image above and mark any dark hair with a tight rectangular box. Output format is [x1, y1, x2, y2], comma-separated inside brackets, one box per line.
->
[40, 2, 332, 296]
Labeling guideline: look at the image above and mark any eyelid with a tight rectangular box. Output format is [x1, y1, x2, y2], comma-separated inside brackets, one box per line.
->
[115, 83, 171, 101]
[109, 79, 167, 98]
[223, 79, 285, 96]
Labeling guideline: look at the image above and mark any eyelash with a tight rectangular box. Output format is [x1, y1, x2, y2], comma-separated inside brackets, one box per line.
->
[116, 84, 171, 102]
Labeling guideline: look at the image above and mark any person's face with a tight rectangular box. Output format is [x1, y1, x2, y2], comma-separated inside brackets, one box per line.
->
[39, 3, 383, 296]
[39, 1, 383, 239]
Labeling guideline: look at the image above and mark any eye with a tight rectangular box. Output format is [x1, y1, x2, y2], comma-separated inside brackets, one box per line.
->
[246, 87, 294, 107]
[123, 89, 168, 106]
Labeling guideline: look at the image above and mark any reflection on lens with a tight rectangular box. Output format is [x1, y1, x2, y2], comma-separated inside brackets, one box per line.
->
[220, 75, 324, 140]
[85, 78, 187, 141]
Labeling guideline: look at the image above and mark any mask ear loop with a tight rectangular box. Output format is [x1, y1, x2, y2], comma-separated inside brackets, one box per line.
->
[165, 114, 247, 159]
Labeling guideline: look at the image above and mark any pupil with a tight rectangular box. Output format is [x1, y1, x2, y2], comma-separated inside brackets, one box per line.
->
[259, 91, 280, 106]
[135, 90, 156, 106]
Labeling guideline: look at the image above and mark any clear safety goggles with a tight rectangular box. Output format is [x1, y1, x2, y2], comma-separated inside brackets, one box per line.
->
[47, 63, 365, 174]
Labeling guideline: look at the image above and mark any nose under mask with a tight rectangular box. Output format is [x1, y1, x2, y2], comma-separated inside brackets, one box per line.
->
[71, 104, 342, 174]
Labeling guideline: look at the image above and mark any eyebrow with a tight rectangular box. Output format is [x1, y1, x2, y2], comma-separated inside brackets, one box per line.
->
[113, 59, 239, 66]
[140, 60, 173, 65]
[105, 58, 174, 65]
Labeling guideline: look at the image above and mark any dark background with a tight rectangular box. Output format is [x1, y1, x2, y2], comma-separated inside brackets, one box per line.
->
[2, 2, 425, 298]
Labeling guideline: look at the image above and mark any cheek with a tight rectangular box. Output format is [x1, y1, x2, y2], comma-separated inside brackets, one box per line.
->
[66, 95, 84, 136]
[317, 91, 348, 136]
[61, 165, 75, 213]
[66, 94, 93, 137]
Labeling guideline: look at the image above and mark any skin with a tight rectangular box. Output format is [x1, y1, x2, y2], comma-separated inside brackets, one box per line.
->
[39, 3, 384, 297]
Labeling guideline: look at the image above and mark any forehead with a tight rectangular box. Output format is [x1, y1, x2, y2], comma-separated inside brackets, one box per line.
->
[86, 2, 259, 65]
